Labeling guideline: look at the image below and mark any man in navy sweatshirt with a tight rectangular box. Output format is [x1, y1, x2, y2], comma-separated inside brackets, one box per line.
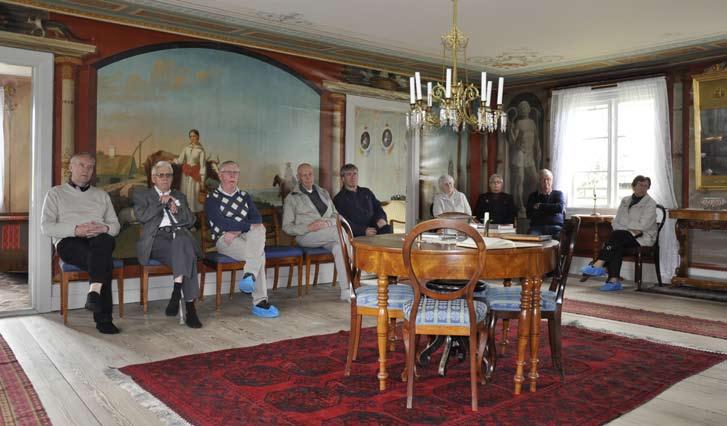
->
[333, 164, 391, 237]
[526, 169, 566, 238]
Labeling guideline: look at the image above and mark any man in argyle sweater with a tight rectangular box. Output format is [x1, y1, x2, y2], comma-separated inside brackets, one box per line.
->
[204, 160, 279, 318]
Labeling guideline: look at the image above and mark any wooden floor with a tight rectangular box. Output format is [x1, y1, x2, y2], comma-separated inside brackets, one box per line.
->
[0, 278, 725, 426]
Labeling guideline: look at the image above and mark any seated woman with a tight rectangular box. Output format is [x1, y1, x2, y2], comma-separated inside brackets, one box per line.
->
[432, 174, 472, 217]
[474, 174, 517, 224]
[581, 175, 657, 292]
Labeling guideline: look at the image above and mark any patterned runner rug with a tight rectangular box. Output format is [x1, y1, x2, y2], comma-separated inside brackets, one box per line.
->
[563, 299, 727, 339]
[120, 324, 726, 425]
[0, 334, 51, 425]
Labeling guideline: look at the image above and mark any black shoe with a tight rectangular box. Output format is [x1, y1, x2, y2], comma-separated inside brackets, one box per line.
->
[185, 301, 203, 328]
[96, 321, 120, 334]
[165, 290, 182, 316]
[85, 291, 102, 313]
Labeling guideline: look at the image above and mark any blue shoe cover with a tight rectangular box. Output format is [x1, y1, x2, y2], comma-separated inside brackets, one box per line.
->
[599, 281, 623, 292]
[252, 304, 279, 318]
[581, 265, 607, 277]
[238, 275, 255, 293]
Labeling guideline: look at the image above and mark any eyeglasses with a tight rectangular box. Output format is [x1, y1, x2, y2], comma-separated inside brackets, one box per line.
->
[155, 173, 173, 178]
[220, 170, 240, 175]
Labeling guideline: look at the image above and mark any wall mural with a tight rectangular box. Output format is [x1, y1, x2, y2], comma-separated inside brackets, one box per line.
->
[96, 47, 320, 256]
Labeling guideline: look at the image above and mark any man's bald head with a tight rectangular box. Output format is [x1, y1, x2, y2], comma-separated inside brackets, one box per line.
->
[297, 163, 315, 190]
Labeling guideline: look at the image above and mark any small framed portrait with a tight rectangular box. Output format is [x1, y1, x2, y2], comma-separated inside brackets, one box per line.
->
[360, 130, 371, 154]
[381, 128, 393, 152]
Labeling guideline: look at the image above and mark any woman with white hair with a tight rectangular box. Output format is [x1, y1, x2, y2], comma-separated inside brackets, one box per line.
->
[432, 174, 472, 217]
[474, 174, 517, 224]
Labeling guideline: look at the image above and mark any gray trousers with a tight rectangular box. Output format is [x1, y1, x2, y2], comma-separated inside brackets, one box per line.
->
[216, 226, 268, 306]
[295, 226, 350, 296]
[151, 231, 199, 301]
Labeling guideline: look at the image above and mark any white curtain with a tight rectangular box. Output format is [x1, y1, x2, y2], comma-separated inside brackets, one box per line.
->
[551, 77, 679, 283]
[0, 87, 4, 212]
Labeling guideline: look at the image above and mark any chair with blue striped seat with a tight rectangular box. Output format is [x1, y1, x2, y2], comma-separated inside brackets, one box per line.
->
[56, 256, 125, 325]
[300, 246, 337, 295]
[402, 219, 488, 412]
[483, 216, 581, 381]
[139, 258, 179, 314]
[337, 216, 413, 377]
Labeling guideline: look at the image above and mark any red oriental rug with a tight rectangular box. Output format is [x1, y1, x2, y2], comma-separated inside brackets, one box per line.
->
[0, 334, 51, 426]
[120, 325, 726, 426]
[563, 299, 727, 340]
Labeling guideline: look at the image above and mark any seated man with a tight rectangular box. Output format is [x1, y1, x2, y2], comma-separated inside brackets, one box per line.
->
[204, 160, 279, 318]
[526, 169, 565, 238]
[432, 174, 472, 217]
[283, 163, 350, 300]
[333, 163, 392, 237]
[581, 175, 657, 292]
[133, 161, 203, 328]
[41, 152, 121, 334]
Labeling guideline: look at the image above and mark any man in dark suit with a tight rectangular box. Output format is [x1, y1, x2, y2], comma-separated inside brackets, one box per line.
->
[526, 168, 566, 239]
[133, 160, 203, 328]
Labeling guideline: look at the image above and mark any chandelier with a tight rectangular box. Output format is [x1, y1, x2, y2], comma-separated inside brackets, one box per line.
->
[406, 0, 506, 133]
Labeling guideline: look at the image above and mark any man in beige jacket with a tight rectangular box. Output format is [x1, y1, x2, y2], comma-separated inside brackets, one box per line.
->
[282, 163, 349, 300]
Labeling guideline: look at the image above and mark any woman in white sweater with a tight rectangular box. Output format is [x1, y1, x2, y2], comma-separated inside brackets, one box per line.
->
[432, 174, 472, 217]
[581, 175, 657, 291]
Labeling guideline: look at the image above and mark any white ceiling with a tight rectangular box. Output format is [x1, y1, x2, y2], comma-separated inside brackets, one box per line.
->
[128, 0, 727, 75]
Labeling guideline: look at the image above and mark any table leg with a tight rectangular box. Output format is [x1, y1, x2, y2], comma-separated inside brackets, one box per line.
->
[674, 219, 689, 279]
[514, 277, 532, 395]
[593, 221, 600, 262]
[376, 273, 390, 391]
[529, 276, 541, 392]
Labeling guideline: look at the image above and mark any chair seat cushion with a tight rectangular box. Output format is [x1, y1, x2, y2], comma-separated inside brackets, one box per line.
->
[265, 245, 304, 259]
[484, 288, 557, 312]
[204, 253, 243, 265]
[355, 284, 413, 310]
[60, 258, 123, 272]
[402, 298, 488, 327]
[300, 246, 332, 256]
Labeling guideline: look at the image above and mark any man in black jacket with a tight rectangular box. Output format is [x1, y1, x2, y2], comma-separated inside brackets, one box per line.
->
[333, 164, 392, 237]
[526, 169, 565, 238]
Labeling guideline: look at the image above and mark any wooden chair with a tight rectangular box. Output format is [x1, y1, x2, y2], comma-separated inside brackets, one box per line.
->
[300, 247, 338, 295]
[624, 204, 667, 290]
[381, 200, 406, 233]
[337, 216, 413, 376]
[56, 256, 125, 325]
[198, 209, 246, 310]
[402, 219, 488, 412]
[259, 208, 304, 297]
[139, 259, 177, 314]
[483, 216, 581, 381]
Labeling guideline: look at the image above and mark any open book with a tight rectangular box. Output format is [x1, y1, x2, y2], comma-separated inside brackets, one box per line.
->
[456, 237, 542, 250]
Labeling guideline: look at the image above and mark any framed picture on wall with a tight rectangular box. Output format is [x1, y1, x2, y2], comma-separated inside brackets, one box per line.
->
[694, 64, 727, 190]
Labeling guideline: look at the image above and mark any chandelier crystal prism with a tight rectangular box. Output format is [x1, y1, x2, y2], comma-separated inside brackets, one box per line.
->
[406, 0, 506, 133]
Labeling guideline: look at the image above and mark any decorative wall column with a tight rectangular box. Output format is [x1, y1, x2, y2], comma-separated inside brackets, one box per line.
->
[54, 56, 82, 180]
[319, 91, 346, 193]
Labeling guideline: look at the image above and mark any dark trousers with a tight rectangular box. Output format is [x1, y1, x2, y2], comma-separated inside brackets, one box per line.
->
[57, 234, 115, 323]
[598, 230, 640, 279]
[528, 224, 562, 239]
[150, 230, 199, 301]
[377, 224, 393, 235]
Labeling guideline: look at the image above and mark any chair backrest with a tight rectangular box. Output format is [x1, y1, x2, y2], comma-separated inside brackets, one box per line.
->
[549, 216, 581, 304]
[402, 219, 486, 326]
[436, 211, 473, 222]
[335, 215, 357, 290]
[654, 204, 666, 246]
[259, 208, 283, 246]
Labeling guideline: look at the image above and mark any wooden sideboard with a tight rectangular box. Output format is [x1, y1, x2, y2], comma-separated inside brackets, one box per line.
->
[669, 209, 727, 290]
[0, 213, 29, 272]
[574, 214, 615, 261]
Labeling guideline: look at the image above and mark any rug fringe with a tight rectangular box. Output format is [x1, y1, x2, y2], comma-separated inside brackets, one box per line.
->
[564, 318, 727, 355]
[105, 367, 191, 426]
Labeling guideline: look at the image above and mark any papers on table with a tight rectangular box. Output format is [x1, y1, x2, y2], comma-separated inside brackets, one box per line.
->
[456, 236, 542, 250]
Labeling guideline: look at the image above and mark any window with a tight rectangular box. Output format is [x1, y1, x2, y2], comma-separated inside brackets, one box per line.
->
[568, 93, 656, 208]
[550, 77, 674, 211]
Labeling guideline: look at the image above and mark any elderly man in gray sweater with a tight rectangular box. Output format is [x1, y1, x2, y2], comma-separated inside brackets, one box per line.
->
[283, 163, 350, 300]
[41, 153, 121, 334]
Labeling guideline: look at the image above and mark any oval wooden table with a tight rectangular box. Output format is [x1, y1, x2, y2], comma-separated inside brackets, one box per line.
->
[352, 233, 559, 394]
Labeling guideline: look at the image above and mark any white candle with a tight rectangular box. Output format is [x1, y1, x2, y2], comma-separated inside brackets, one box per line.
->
[485, 81, 493, 107]
[497, 77, 504, 105]
[415, 72, 422, 100]
[427, 82, 432, 107]
[480, 72, 487, 102]
[445, 68, 452, 98]
[409, 77, 415, 104]
[483, 212, 489, 224]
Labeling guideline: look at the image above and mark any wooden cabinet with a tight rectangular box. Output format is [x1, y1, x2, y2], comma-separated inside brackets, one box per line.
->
[669, 209, 727, 290]
[573, 214, 615, 261]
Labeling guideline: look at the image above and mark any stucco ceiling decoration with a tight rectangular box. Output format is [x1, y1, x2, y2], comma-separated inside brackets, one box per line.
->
[6, 0, 727, 84]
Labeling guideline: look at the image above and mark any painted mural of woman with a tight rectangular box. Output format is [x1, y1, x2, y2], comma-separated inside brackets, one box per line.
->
[176, 129, 206, 213]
